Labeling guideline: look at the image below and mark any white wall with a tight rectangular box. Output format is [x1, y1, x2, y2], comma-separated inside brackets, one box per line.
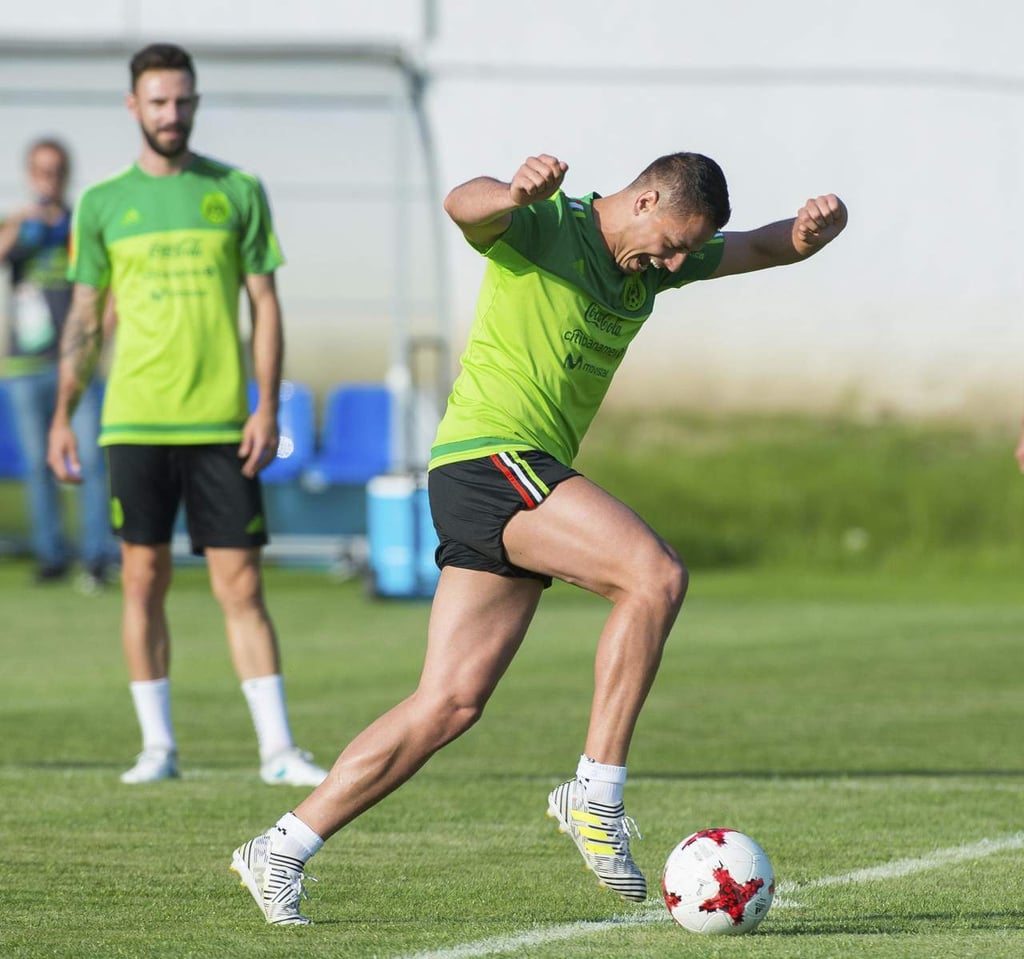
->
[1, 0, 1021, 424]
[425, 1, 1024, 424]
[0, 0, 426, 44]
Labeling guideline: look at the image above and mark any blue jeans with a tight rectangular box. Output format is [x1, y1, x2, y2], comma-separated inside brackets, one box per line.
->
[7, 368, 113, 568]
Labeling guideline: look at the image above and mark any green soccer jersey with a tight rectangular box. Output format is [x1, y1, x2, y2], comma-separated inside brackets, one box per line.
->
[68, 155, 284, 446]
[429, 192, 724, 469]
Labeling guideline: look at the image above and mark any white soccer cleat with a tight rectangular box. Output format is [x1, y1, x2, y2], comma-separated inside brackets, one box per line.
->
[259, 747, 329, 787]
[231, 831, 316, 925]
[547, 778, 647, 902]
[120, 748, 179, 784]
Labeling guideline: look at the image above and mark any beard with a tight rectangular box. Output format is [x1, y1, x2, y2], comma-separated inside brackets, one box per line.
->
[140, 122, 192, 159]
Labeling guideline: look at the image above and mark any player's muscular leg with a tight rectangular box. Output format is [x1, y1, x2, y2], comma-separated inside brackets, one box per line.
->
[503, 476, 687, 765]
[295, 567, 543, 839]
[120, 541, 174, 680]
[206, 547, 280, 680]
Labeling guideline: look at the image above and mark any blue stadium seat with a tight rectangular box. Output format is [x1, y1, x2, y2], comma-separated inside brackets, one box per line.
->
[247, 379, 316, 484]
[0, 380, 27, 480]
[304, 383, 392, 488]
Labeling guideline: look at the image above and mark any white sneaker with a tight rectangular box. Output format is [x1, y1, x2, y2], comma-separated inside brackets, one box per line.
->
[231, 831, 316, 925]
[120, 748, 179, 784]
[547, 778, 647, 902]
[260, 747, 328, 786]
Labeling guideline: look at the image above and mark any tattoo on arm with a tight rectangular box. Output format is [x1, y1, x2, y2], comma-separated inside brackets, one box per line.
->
[57, 290, 104, 411]
[62, 316, 101, 385]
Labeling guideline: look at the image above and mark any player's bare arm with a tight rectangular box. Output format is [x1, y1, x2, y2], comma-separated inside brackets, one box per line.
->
[239, 270, 283, 478]
[712, 194, 848, 278]
[47, 282, 105, 483]
[101, 293, 118, 339]
[443, 154, 568, 247]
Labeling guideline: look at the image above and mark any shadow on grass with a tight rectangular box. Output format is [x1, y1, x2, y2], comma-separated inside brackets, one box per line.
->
[0, 761, 266, 783]
[632, 768, 1024, 780]
[466, 768, 1024, 782]
[769, 909, 1024, 935]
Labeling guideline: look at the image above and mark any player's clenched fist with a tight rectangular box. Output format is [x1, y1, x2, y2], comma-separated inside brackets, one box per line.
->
[509, 154, 568, 208]
[792, 194, 848, 255]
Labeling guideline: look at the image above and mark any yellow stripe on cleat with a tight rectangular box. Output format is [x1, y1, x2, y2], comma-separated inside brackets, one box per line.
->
[570, 811, 603, 826]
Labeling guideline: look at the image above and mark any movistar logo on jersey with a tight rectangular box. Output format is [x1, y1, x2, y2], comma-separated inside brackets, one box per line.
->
[563, 352, 608, 378]
[120, 208, 142, 226]
[622, 275, 647, 312]
[201, 191, 231, 225]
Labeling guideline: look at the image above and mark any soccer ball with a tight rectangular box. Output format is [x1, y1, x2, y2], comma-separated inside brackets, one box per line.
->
[662, 828, 775, 935]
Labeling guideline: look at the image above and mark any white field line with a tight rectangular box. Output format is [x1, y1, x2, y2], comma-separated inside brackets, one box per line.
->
[396, 832, 1024, 959]
[773, 831, 1024, 907]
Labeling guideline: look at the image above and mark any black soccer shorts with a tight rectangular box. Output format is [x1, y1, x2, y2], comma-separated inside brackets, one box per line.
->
[427, 449, 579, 586]
[106, 444, 268, 555]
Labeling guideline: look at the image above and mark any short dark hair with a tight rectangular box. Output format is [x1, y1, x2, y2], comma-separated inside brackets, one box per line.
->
[26, 137, 71, 175]
[631, 153, 731, 229]
[130, 43, 196, 90]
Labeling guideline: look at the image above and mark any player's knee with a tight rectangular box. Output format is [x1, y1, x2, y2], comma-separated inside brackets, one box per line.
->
[636, 546, 688, 614]
[209, 566, 263, 615]
[121, 551, 171, 607]
[447, 702, 485, 743]
[445, 694, 487, 740]
[421, 691, 486, 746]
[666, 553, 689, 610]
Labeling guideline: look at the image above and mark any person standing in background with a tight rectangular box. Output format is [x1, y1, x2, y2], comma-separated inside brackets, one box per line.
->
[0, 138, 114, 591]
[47, 43, 327, 788]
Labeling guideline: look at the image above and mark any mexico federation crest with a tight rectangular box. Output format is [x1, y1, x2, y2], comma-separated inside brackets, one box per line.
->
[201, 191, 231, 225]
[622, 274, 647, 312]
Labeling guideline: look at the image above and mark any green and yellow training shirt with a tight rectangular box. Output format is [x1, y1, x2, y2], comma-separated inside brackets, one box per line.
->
[429, 191, 723, 469]
[68, 155, 284, 446]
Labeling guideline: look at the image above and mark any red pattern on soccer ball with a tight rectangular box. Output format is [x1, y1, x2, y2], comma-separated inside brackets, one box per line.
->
[700, 866, 765, 924]
[681, 827, 733, 850]
[661, 873, 682, 909]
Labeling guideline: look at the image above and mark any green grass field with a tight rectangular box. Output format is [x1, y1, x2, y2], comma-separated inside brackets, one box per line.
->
[3, 556, 1024, 959]
[2, 411, 1023, 956]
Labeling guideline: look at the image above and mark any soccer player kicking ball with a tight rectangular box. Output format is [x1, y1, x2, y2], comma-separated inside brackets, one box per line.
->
[232, 151, 848, 923]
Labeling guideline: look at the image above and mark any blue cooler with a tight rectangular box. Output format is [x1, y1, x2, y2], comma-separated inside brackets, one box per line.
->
[366, 474, 440, 598]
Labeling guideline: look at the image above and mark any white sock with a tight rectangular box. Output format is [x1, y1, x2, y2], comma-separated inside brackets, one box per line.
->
[576, 754, 627, 806]
[129, 678, 176, 753]
[241, 674, 295, 762]
[271, 811, 325, 863]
